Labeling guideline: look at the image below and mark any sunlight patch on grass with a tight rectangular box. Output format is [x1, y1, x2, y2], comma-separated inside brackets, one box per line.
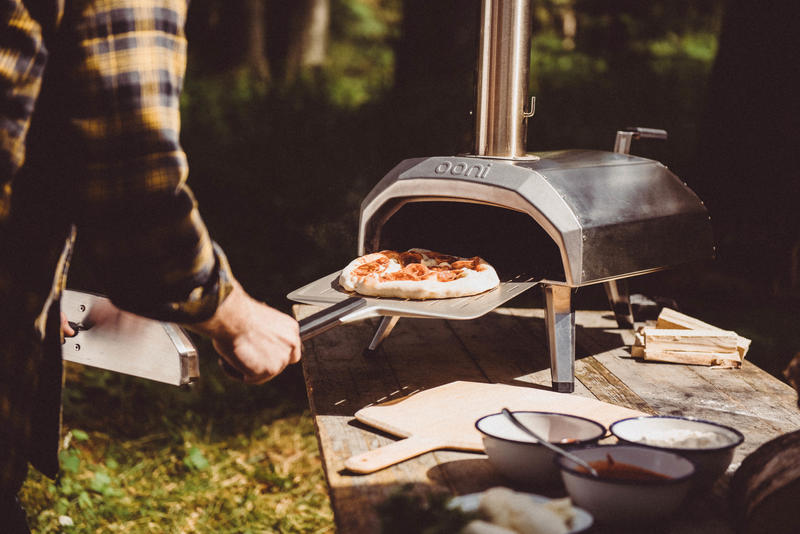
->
[21, 414, 334, 533]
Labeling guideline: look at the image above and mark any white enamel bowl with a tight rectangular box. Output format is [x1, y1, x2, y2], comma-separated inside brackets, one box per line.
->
[475, 411, 606, 487]
[556, 444, 695, 525]
[610, 416, 744, 489]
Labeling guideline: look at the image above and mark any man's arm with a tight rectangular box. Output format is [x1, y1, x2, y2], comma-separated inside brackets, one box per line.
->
[53, 0, 301, 378]
[185, 279, 302, 384]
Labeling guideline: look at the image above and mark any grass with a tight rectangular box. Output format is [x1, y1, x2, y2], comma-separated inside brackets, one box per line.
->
[19, 353, 334, 533]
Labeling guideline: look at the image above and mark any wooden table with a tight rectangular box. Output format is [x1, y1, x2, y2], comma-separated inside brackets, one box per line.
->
[294, 305, 800, 533]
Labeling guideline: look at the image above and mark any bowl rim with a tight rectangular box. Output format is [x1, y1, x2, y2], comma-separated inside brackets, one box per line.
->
[475, 410, 607, 446]
[609, 415, 745, 453]
[555, 444, 697, 486]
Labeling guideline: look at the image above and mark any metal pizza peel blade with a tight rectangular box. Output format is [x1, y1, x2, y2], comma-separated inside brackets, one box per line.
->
[288, 271, 539, 341]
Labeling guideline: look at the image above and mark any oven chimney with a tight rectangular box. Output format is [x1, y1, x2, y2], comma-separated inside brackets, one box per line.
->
[474, 0, 533, 158]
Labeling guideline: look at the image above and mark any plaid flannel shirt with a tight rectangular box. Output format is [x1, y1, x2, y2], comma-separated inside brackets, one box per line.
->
[0, 0, 232, 493]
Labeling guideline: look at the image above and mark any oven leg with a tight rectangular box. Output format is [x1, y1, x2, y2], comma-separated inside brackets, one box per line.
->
[603, 279, 634, 329]
[543, 284, 575, 393]
[363, 316, 400, 357]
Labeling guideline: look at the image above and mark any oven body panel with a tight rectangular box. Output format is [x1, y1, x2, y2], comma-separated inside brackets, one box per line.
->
[358, 150, 713, 287]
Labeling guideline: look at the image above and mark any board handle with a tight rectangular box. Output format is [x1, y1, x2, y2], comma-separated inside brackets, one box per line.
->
[344, 436, 443, 474]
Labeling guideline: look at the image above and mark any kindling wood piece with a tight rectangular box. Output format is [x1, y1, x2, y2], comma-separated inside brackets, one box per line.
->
[642, 327, 740, 367]
[656, 307, 752, 359]
[630, 309, 749, 367]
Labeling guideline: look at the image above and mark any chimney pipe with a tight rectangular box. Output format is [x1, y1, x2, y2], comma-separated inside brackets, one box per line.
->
[474, 0, 533, 158]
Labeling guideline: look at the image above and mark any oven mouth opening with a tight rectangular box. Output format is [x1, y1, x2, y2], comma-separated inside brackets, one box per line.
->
[374, 201, 565, 283]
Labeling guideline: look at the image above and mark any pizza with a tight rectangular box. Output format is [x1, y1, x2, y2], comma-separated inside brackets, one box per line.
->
[339, 248, 500, 299]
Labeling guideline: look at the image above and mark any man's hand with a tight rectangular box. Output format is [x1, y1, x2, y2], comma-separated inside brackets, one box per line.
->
[185, 279, 302, 384]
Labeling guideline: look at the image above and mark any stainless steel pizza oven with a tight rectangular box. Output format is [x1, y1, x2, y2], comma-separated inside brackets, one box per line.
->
[291, 0, 714, 393]
[357, 143, 713, 393]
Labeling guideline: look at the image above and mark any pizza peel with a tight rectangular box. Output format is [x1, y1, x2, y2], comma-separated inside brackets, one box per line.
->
[289, 271, 538, 341]
[343, 381, 646, 474]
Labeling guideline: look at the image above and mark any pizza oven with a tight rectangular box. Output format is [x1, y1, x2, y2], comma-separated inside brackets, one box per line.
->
[290, 0, 714, 392]
[356, 145, 713, 393]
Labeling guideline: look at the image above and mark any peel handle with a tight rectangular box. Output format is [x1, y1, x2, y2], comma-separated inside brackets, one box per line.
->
[344, 436, 443, 474]
[299, 297, 367, 341]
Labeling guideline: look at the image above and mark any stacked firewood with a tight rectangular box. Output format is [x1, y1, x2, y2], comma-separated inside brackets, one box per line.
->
[630, 308, 751, 368]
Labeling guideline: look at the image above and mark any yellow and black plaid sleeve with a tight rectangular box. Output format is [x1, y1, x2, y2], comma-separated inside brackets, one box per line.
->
[0, 0, 50, 494]
[0, 0, 46, 220]
[59, 0, 232, 321]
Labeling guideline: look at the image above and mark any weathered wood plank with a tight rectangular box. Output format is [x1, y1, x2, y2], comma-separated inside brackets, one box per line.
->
[296, 305, 800, 534]
[574, 356, 657, 415]
[379, 316, 489, 388]
[443, 310, 550, 385]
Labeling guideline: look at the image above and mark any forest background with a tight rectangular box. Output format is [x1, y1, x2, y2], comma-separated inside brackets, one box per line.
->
[20, 0, 800, 532]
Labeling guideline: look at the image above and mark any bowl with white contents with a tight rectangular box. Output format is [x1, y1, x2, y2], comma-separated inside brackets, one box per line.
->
[610, 415, 744, 488]
[476, 411, 606, 487]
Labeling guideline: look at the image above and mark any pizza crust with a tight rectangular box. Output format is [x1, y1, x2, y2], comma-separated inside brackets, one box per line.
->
[339, 248, 500, 300]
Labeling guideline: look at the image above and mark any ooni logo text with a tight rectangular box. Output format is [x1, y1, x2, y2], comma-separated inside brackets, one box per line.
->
[433, 160, 491, 179]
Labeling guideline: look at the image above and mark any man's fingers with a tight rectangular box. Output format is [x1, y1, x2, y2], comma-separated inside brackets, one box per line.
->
[218, 358, 245, 381]
[60, 312, 76, 338]
[291, 340, 303, 364]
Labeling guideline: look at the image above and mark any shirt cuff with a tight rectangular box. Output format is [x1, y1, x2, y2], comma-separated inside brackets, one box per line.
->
[148, 241, 234, 324]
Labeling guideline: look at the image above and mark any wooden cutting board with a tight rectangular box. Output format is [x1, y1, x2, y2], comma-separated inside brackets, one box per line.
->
[345, 381, 645, 473]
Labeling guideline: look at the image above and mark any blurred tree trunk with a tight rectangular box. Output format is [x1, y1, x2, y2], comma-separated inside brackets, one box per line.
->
[558, 2, 576, 50]
[267, 0, 330, 84]
[395, 0, 478, 92]
[286, 0, 330, 81]
[393, 0, 480, 155]
[187, 0, 270, 78]
[189, 0, 331, 83]
[243, 0, 270, 80]
[695, 0, 800, 291]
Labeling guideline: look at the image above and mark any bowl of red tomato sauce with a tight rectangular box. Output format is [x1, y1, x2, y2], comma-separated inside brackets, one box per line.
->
[555, 444, 695, 525]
